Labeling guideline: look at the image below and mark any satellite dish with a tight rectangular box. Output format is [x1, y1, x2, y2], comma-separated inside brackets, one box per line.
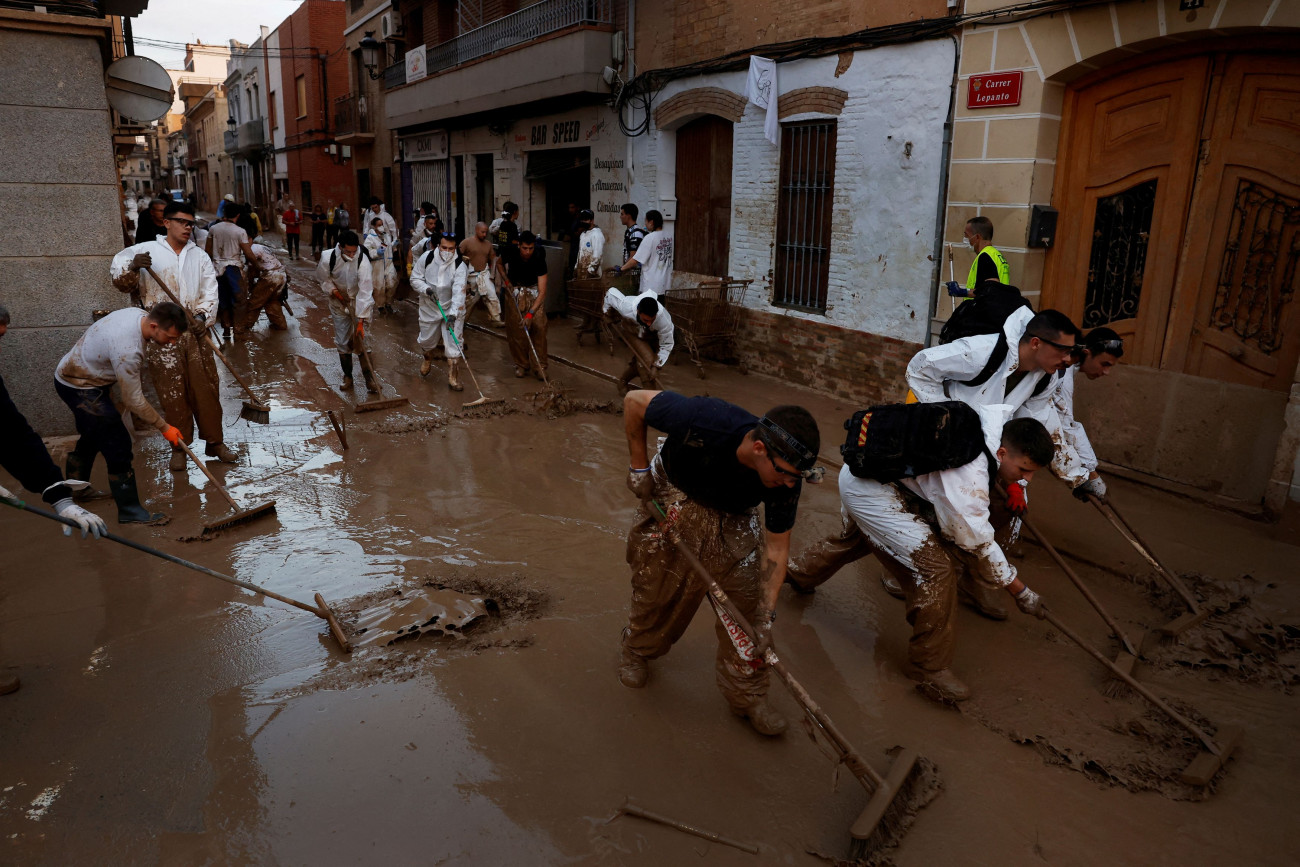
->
[104, 55, 174, 123]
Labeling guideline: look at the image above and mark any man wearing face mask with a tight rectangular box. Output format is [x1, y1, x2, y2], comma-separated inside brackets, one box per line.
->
[411, 233, 468, 391]
[946, 216, 1010, 298]
[574, 208, 605, 277]
[316, 230, 376, 393]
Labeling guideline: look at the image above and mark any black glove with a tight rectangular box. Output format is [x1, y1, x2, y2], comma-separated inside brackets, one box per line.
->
[131, 252, 152, 271]
[190, 312, 208, 335]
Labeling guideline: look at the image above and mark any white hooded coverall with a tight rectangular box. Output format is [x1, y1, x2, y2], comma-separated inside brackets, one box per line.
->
[411, 248, 468, 358]
[316, 245, 375, 353]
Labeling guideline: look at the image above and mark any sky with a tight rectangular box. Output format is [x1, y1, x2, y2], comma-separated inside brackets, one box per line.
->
[130, 0, 303, 69]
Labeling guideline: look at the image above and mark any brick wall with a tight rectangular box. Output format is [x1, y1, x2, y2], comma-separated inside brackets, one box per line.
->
[777, 86, 847, 119]
[731, 307, 918, 405]
[280, 0, 356, 210]
[654, 87, 746, 129]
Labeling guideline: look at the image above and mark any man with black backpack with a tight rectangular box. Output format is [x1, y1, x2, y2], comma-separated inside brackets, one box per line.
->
[316, 230, 376, 393]
[831, 411, 1055, 702]
[411, 233, 468, 391]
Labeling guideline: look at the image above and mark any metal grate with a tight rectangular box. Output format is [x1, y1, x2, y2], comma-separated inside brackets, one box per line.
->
[774, 121, 837, 311]
[1083, 179, 1157, 328]
[425, 0, 617, 76]
[1211, 180, 1300, 355]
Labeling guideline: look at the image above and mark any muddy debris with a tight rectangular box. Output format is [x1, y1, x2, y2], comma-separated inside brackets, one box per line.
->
[1132, 571, 1300, 691]
[351, 587, 490, 647]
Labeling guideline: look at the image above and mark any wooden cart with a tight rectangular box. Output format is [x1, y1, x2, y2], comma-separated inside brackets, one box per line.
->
[661, 278, 753, 378]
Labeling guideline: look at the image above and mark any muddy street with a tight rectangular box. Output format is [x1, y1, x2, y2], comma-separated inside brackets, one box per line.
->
[3, 257, 1299, 865]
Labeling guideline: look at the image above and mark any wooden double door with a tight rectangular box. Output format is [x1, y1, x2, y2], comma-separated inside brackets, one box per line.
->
[1047, 47, 1300, 391]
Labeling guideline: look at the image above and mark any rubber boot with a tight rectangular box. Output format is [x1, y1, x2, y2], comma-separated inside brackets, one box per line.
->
[618, 640, 648, 688]
[109, 470, 166, 524]
[420, 350, 434, 377]
[880, 574, 906, 600]
[339, 352, 354, 390]
[169, 448, 188, 472]
[64, 452, 108, 500]
[447, 358, 464, 392]
[732, 699, 788, 736]
[205, 442, 239, 464]
[907, 667, 971, 703]
[362, 369, 380, 394]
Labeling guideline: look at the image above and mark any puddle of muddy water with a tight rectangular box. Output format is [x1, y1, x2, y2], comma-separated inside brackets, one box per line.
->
[351, 587, 488, 647]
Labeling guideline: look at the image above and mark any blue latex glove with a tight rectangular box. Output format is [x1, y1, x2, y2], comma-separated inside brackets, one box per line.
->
[945, 281, 968, 298]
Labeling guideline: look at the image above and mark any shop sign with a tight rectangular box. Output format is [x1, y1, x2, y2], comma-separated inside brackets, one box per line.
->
[406, 45, 427, 84]
[967, 72, 1023, 109]
[402, 130, 447, 162]
[518, 116, 606, 149]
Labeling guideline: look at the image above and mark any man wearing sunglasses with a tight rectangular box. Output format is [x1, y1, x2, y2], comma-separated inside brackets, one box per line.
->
[618, 389, 820, 738]
[1017, 326, 1124, 505]
[111, 201, 233, 471]
[788, 307, 1081, 616]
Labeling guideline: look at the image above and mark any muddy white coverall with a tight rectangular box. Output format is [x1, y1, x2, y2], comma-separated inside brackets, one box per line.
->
[576, 226, 605, 276]
[836, 403, 1016, 672]
[316, 245, 374, 353]
[110, 239, 222, 446]
[363, 228, 396, 309]
[411, 249, 467, 358]
[907, 306, 1051, 414]
[1016, 365, 1095, 488]
[602, 289, 675, 367]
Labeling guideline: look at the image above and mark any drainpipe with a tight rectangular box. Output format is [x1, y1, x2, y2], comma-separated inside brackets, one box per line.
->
[925, 33, 961, 348]
[625, 0, 636, 203]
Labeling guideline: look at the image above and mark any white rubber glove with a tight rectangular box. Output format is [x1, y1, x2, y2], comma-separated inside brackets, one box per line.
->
[1015, 585, 1046, 619]
[626, 467, 655, 500]
[0, 482, 14, 500]
[1073, 476, 1108, 504]
[53, 498, 108, 539]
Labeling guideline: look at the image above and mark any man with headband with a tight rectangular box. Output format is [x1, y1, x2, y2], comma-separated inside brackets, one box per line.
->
[617, 388, 821, 737]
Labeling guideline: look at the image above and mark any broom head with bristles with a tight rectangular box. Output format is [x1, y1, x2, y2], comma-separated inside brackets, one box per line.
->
[202, 499, 277, 534]
[848, 748, 942, 863]
[240, 399, 271, 425]
[354, 396, 410, 413]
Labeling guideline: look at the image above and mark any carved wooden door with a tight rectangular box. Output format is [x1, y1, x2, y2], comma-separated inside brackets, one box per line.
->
[1163, 55, 1300, 391]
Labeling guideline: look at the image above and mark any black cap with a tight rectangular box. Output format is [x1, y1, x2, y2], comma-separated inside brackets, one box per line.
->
[579, 208, 594, 221]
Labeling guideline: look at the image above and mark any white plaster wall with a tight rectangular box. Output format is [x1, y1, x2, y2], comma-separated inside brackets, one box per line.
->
[266, 30, 287, 179]
[628, 39, 955, 345]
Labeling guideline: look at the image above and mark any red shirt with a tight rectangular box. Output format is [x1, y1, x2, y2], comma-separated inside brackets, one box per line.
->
[282, 209, 302, 234]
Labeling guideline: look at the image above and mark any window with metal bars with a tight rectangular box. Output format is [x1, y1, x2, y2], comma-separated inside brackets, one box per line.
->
[774, 120, 837, 312]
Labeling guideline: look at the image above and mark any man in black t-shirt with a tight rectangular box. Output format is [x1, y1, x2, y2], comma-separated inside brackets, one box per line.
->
[499, 231, 550, 378]
[619, 389, 821, 737]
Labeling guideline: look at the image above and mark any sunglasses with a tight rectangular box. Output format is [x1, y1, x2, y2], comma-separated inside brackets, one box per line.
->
[1030, 333, 1076, 352]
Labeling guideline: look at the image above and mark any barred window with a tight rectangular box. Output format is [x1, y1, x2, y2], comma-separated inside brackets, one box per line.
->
[774, 120, 837, 311]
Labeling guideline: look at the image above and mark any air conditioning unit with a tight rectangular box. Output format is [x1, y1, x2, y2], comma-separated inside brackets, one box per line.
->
[380, 11, 403, 41]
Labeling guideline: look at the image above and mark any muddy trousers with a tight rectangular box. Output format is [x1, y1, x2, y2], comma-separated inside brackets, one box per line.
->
[463, 271, 502, 322]
[216, 265, 244, 330]
[617, 324, 660, 388]
[505, 287, 547, 373]
[837, 466, 965, 673]
[239, 271, 287, 332]
[145, 330, 223, 447]
[786, 508, 877, 592]
[622, 480, 769, 712]
[54, 380, 135, 474]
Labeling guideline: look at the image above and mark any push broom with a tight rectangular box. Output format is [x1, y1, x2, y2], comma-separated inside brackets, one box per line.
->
[175, 439, 276, 533]
[0, 492, 349, 652]
[429, 294, 501, 408]
[648, 499, 935, 859]
[141, 266, 272, 424]
[352, 320, 410, 413]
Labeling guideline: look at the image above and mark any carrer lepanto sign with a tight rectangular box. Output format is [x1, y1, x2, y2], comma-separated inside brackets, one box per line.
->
[967, 72, 1023, 109]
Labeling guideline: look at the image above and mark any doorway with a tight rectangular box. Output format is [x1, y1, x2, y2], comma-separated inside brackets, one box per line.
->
[674, 115, 734, 277]
[475, 153, 495, 224]
[1047, 48, 1300, 392]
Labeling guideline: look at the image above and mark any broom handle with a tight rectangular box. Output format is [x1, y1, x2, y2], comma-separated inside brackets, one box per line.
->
[505, 285, 551, 386]
[649, 501, 890, 793]
[1019, 515, 1140, 657]
[430, 295, 490, 399]
[140, 266, 263, 403]
[1041, 608, 1219, 755]
[1090, 497, 1200, 611]
[610, 321, 664, 389]
[176, 439, 243, 513]
[0, 494, 323, 618]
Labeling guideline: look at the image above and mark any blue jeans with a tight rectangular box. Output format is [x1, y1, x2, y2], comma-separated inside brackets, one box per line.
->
[217, 264, 244, 321]
[55, 379, 135, 475]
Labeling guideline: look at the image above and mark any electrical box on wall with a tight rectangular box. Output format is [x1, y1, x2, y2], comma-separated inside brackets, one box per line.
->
[1028, 204, 1059, 248]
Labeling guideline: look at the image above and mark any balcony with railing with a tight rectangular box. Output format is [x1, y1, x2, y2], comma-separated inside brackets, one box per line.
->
[334, 93, 376, 145]
[222, 119, 267, 159]
[386, 0, 622, 127]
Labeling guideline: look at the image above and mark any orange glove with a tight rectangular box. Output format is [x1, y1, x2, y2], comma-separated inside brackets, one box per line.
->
[524, 312, 533, 321]
[356, 320, 365, 337]
[1005, 482, 1027, 516]
[162, 425, 183, 446]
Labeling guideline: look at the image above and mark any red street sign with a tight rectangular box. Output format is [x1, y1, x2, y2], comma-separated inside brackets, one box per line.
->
[968, 71, 1023, 109]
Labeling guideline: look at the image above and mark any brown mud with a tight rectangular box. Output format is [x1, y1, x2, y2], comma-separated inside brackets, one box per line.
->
[3, 254, 1298, 865]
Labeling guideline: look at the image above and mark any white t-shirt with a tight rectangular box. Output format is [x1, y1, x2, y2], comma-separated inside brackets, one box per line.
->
[249, 243, 284, 272]
[55, 308, 166, 431]
[632, 229, 674, 296]
[209, 220, 250, 269]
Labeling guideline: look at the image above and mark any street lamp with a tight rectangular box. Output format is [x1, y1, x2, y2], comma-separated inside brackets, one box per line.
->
[227, 115, 237, 133]
[360, 31, 383, 80]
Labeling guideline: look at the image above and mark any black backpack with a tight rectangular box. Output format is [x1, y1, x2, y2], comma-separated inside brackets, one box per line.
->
[328, 246, 370, 275]
[936, 282, 1056, 392]
[841, 401, 990, 482]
